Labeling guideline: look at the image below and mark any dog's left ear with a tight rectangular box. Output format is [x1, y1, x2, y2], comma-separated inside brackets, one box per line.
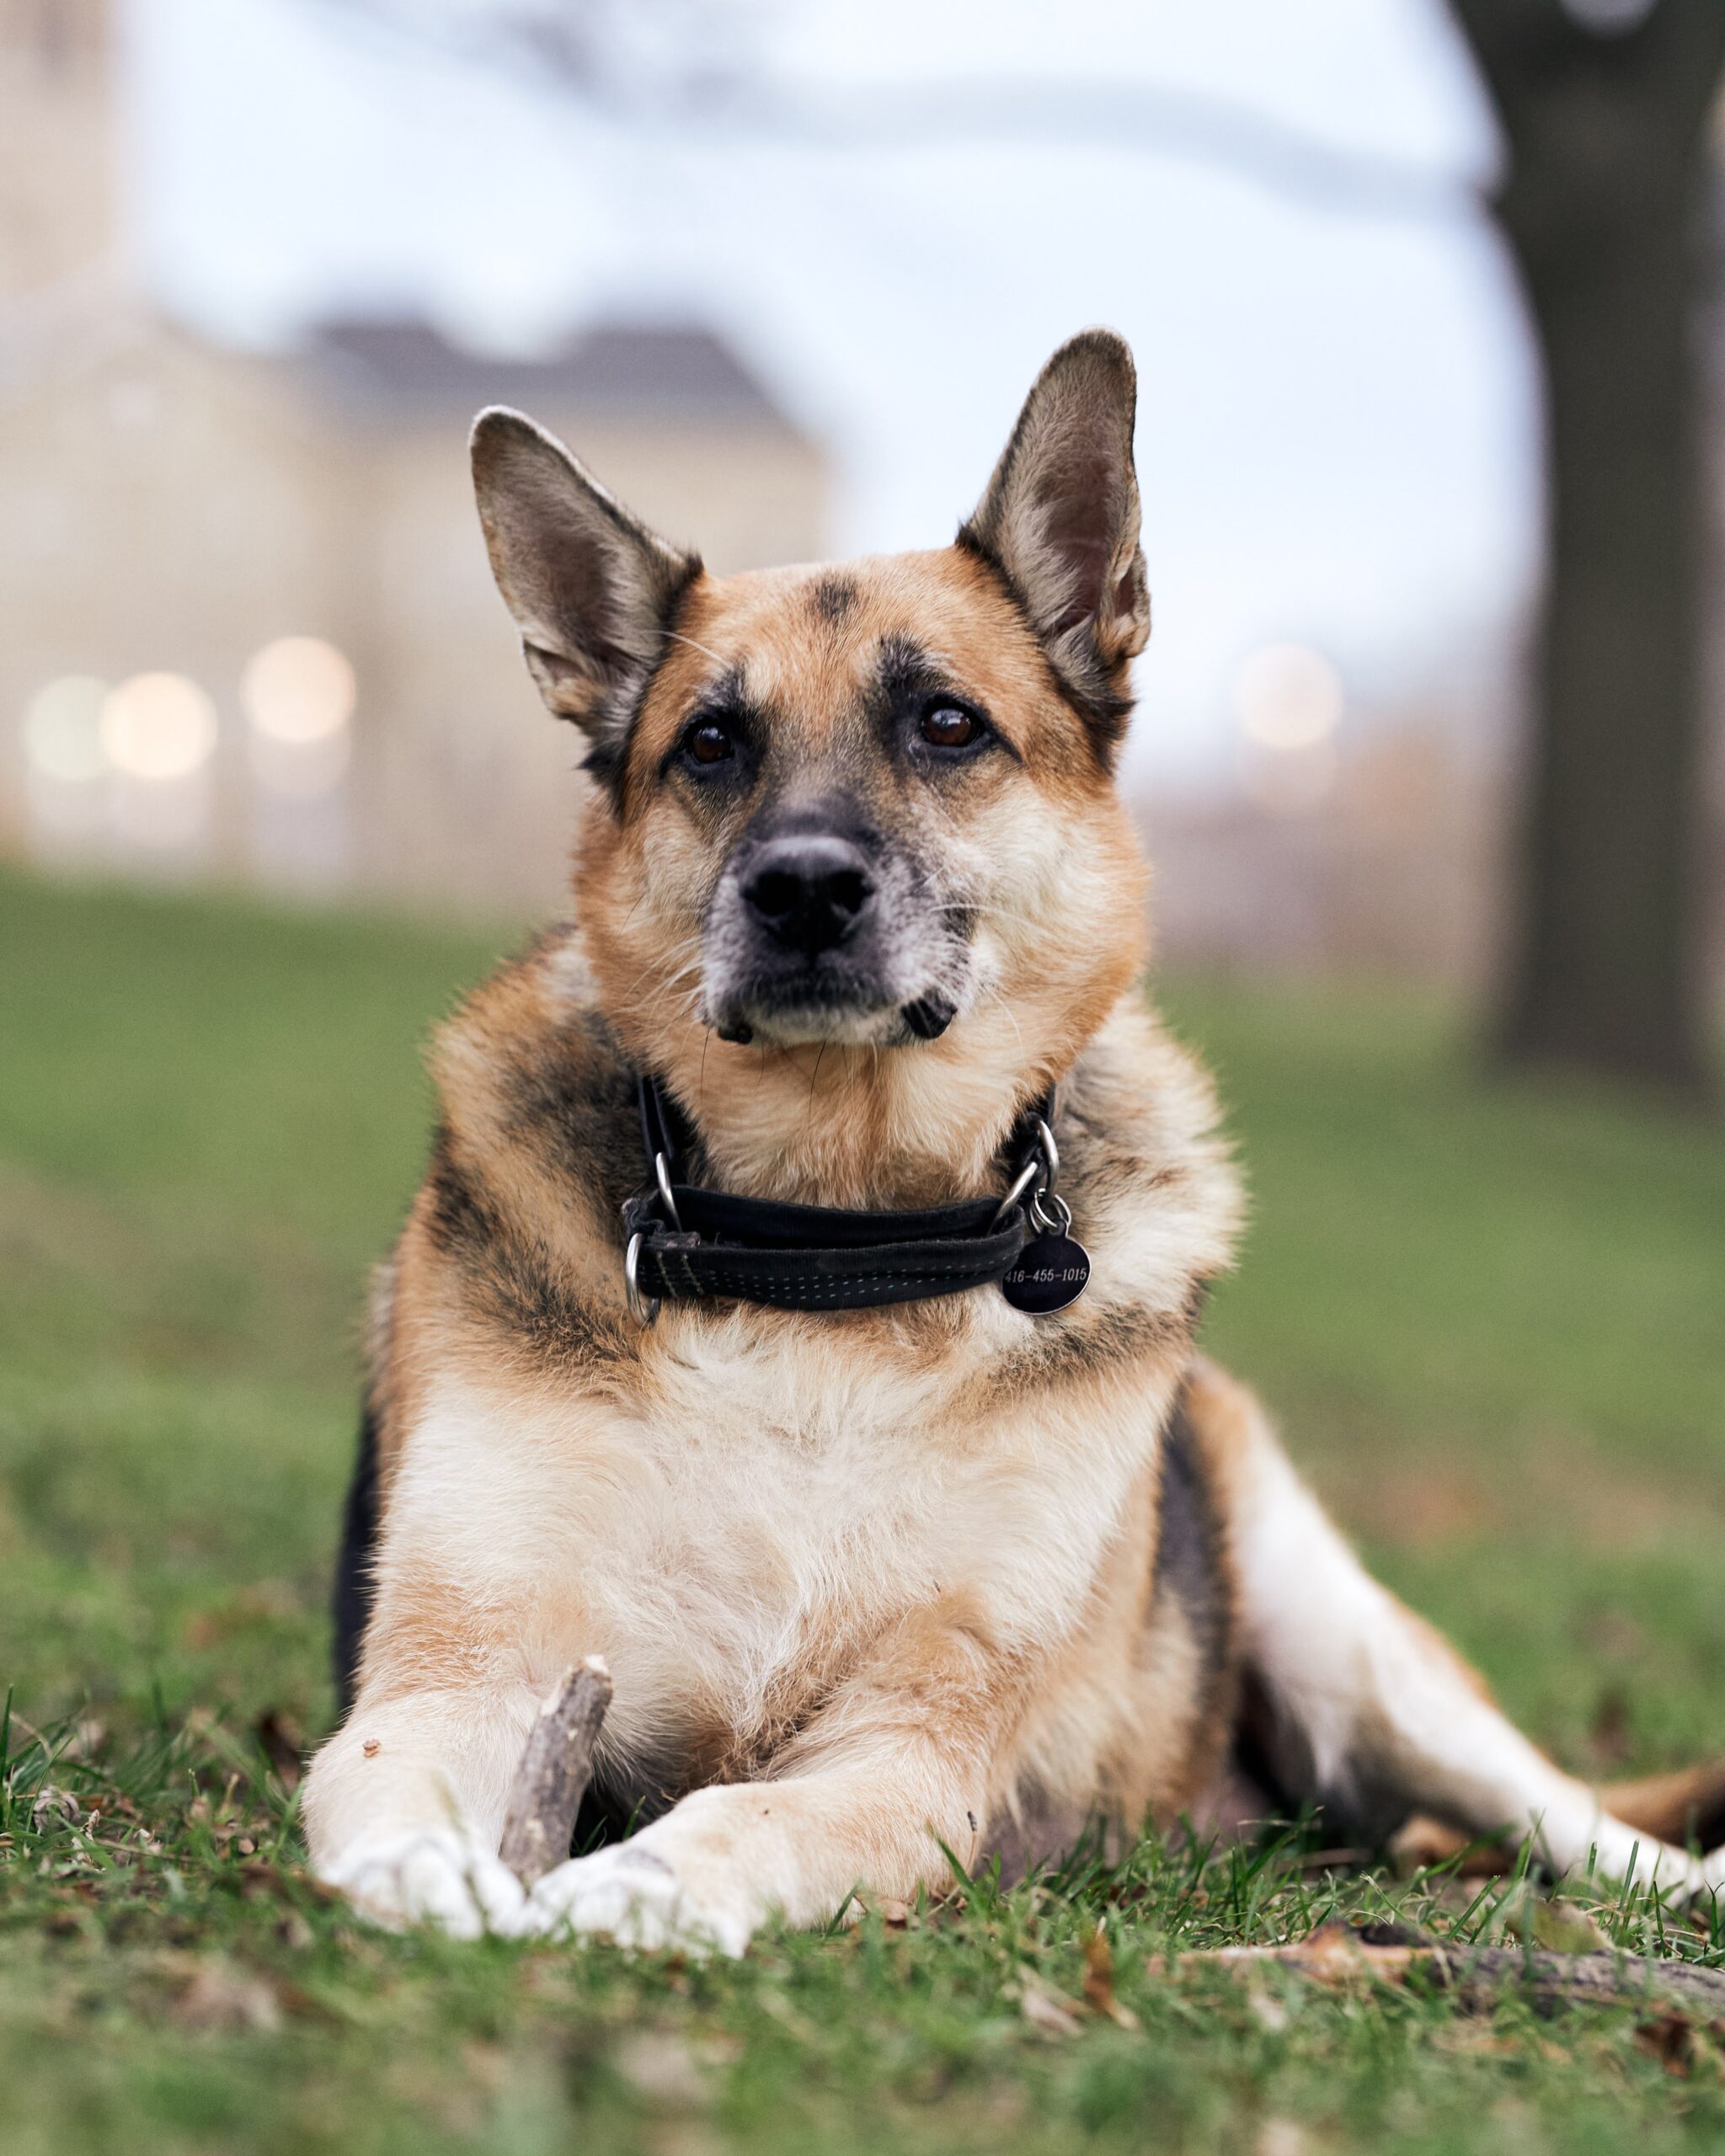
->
[470, 406, 700, 791]
[960, 329, 1149, 752]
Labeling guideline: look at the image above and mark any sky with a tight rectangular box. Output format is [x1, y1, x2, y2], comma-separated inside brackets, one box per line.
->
[126, 0, 1536, 791]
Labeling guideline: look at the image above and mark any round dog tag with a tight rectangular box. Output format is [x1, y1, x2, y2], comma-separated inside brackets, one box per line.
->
[1001, 1231, 1091, 1315]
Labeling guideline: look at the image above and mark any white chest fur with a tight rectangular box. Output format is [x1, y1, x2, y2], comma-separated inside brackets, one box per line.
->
[383, 1302, 1167, 1773]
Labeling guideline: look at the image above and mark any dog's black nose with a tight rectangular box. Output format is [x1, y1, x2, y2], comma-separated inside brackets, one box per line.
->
[742, 835, 876, 956]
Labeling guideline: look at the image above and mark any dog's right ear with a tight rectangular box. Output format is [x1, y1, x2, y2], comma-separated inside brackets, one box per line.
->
[470, 408, 700, 780]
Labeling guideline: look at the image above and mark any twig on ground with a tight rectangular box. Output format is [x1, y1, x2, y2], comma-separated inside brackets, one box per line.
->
[1163, 1923, 1725, 2024]
[498, 1658, 613, 1886]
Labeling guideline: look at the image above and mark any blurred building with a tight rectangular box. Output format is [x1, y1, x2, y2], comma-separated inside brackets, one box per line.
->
[0, 0, 826, 911]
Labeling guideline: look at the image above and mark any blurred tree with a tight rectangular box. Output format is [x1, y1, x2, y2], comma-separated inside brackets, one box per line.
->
[1450, 0, 1725, 1095]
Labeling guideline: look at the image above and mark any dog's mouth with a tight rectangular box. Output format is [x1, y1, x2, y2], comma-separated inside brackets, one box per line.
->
[705, 964, 961, 1049]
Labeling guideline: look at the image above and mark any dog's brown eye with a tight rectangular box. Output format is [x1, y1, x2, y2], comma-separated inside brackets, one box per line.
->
[921, 703, 976, 749]
[686, 721, 734, 766]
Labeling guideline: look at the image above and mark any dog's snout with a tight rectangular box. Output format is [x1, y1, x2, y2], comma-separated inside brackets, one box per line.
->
[742, 835, 876, 956]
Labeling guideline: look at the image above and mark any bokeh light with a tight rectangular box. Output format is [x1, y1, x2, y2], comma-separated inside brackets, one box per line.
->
[243, 637, 355, 745]
[22, 676, 111, 783]
[99, 673, 219, 781]
[1234, 644, 1344, 752]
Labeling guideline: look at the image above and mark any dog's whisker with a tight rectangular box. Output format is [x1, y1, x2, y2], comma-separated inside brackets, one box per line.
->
[664, 628, 729, 670]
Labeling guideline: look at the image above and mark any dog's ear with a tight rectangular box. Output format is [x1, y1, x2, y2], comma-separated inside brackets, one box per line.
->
[959, 330, 1148, 752]
[470, 407, 700, 784]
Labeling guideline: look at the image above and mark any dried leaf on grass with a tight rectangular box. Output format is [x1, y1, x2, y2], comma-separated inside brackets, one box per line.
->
[1081, 1927, 1140, 2029]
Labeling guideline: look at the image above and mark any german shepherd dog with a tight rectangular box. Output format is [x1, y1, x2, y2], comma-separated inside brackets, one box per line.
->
[304, 332, 1725, 1948]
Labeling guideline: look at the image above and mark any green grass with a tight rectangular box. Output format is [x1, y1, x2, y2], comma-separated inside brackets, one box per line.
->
[3, 864, 1723, 2155]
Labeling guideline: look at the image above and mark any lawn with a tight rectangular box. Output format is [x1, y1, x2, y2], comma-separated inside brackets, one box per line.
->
[3, 864, 1723, 2156]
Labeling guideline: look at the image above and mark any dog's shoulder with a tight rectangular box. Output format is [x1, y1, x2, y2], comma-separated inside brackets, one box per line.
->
[1063, 995, 1242, 1282]
[390, 923, 640, 1374]
[428, 921, 638, 1222]
[958, 995, 1241, 1409]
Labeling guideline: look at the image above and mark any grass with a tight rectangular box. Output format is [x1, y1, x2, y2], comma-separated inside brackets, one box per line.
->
[3, 863, 1723, 2155]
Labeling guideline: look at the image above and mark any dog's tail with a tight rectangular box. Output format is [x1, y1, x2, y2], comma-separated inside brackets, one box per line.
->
[1596, 1759, 1725, 1853]
[1391, 1759, 1725, 1876]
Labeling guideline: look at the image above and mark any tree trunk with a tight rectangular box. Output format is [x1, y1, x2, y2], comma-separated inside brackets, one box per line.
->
[1498, 145, 1712, 1088]
[1453, 0, 1725, 1097]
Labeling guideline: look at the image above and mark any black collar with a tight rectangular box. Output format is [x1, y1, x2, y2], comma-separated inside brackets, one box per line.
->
[620, 1073, 1058, 1320]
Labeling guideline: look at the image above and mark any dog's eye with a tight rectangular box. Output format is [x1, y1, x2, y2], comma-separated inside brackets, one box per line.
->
[683, 720, 735, 766]
[920, 702, 980, 750]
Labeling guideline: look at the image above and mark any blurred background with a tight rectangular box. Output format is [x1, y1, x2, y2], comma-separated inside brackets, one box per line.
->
[4, 0, 1722, 1080]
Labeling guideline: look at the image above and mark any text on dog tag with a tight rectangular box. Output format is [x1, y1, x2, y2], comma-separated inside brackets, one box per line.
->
[1001, 1232, 1091, 1315]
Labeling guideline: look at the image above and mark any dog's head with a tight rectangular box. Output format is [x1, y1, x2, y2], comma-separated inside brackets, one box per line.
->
[471, 331, 1151, 1140]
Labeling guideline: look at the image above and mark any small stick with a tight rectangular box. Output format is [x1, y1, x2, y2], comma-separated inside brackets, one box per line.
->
[1161, 1926, 1725, 2023]
[499, 1657, 613, 1886]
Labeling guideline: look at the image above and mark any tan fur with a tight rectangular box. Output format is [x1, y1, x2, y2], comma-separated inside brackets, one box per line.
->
[304, 334, 1725, 1947]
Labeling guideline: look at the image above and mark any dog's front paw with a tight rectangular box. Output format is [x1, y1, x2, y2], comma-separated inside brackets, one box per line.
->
[319, 1827, 528, 1939]
[520, 1841, 755, 1956]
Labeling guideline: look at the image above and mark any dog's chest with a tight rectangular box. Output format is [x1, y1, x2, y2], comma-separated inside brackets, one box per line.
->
[442, 1315, 1064, 1767]
[590, 1332, 978, 1743]
[406, 1292, 1153, 1784]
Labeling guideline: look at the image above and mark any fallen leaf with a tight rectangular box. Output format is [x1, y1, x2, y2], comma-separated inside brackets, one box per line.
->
[1516, 1900, 1610, 1955]
[1081, 1927, 1140, 2029]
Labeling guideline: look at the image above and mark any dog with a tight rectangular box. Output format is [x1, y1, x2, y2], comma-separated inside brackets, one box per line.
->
[302, 330, 1725, 1948]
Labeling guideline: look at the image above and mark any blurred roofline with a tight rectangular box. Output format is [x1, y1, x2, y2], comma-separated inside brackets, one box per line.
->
[296, 314, 811, 439]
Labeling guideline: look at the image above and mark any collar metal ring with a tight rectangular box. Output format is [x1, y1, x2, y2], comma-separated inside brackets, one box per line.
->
[624, 1230, 661, 1326]
[990, 1154, 1040, 1230]
[1030, 1187, 1073, 1238]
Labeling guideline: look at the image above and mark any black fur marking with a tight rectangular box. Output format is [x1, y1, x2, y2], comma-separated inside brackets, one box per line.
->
[809, 573, 857, 625]
[331, 1401, 381, 1716]
[1152, 1385, 1234, 1700]
[494, 1008, 642, 1214]
[874, 632, 933, 699]
[425, 1129, 629, 1371]
[654, 664, 774, 824]
[868, 634, 1020, 768]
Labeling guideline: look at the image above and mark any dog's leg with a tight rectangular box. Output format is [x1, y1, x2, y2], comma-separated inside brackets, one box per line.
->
[515, 1596, 1023, 1955]
[302, 1679, 542, 1936]
[1186, 1358, 1725, 1898]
